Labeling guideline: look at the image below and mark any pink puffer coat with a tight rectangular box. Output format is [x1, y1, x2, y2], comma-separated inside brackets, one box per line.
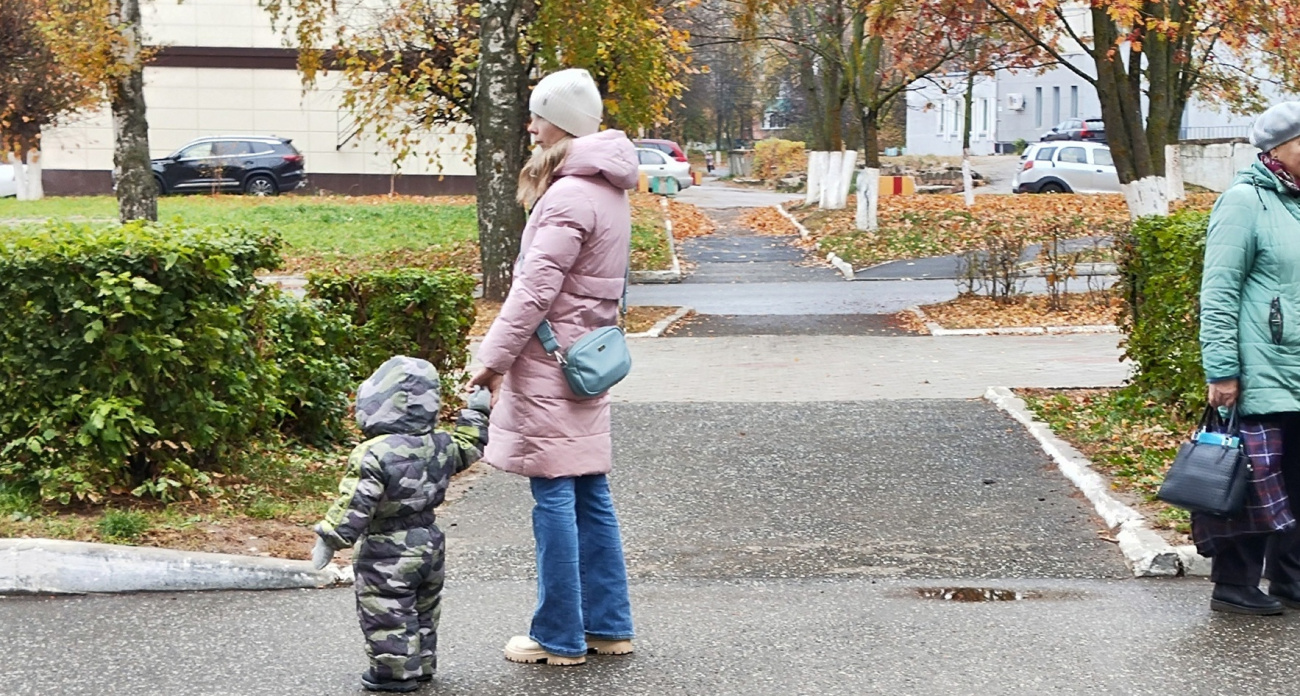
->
[476, 130, 638, 478]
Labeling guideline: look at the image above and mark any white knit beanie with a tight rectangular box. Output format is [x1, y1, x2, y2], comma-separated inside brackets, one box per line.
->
[529, 69, 603, 138]
[1251, 102, 1300, 153]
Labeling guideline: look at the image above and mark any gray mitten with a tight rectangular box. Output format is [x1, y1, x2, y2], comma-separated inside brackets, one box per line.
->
[467, 386, 492, 414]
[311, 536, 334, 570]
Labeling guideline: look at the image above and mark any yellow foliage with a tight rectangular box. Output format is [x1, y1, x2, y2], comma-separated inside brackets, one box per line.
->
[751, 139, 808, 182]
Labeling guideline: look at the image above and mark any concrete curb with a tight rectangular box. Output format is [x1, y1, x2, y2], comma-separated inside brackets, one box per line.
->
[908, 306, 1119, 337]
[0, 538, 351, 595]
[983, 387, 1206, 578]
[626, 306, 693, 339]
[774, 204, 855, 281]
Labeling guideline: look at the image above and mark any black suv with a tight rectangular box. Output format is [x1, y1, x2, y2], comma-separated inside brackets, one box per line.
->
[152, 136, 306, 195]
[1041, 118, 1107, 143]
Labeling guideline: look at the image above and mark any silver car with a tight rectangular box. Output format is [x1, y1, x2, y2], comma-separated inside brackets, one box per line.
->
[0, 163, 15, 198]
[1013, 141, 1121, 194]
[636, 147, 692, 190]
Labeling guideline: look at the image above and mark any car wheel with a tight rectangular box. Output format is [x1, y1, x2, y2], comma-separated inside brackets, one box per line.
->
[154, 176, 166, 195]
[244, 174, 278, 196]
[1039, 182, 1066, 194]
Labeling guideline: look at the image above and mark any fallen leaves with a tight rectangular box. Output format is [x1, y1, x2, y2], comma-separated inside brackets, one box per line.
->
[920, 290, 1121, 329]
[739, 207, 799, 236]
[790, 192, 1218, 268]
[1019, 387, 1192, 537]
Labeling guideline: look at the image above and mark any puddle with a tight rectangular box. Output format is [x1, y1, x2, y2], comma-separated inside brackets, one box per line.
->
[915, 587, 1031, 602]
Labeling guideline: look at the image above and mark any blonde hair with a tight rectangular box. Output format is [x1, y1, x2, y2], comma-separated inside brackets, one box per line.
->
[517, 136, 573, 209]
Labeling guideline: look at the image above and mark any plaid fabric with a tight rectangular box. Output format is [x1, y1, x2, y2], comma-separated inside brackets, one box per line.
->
[1192, 418, 1297, 557]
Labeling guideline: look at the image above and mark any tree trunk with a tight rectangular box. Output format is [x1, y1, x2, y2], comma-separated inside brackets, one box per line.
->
[474, 0, 535, 302]
[962, 71, 976, 207]
[856, 167, 879, 231]
[861, 109, 880, 168]
[109, 0, 157, 222]
[23, 149, 43, 200]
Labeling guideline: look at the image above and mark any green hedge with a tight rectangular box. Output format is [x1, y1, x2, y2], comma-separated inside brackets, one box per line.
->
[0, 222, 281, 502]
[307, 268, 477, 398]
[1116, 209, 1210, 415]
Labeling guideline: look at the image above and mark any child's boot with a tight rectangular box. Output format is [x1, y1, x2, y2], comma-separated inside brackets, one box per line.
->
[503, 636, 586, 665]
[360, 669, 419, 693]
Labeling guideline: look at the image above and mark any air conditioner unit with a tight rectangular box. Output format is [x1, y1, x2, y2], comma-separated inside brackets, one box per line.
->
[1007, 93, 1025, 111]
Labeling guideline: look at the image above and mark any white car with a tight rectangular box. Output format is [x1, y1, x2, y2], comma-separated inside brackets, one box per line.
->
[0, 164, 15, 198]
[1012, 141, 1121, 194]
[636, 147, 692, 190]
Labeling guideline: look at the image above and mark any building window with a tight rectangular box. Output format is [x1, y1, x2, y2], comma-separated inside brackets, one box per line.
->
[1070, 86, 1079, 118]
[1035, 87, 1043, 128]
[1052, 86, 1061, 125]
[763, 111, 788, 130]
[981, 98, 990, 136]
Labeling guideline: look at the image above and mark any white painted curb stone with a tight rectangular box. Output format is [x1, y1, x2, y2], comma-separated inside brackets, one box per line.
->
[626, 306, 693, 339]
[984, 387, 1204, 577]
[774, 204, 855, 281]
[909, 307, 1119, 337]
[631, 197, 684, 284]
[0, 538, 347, 595]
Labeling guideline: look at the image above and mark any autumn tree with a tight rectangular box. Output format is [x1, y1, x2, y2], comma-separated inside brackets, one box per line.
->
[38, 0, 157, 220]
[0, 0, 101, 200]
[983, 0, 1300, 217]
[264, 0, 693, 300]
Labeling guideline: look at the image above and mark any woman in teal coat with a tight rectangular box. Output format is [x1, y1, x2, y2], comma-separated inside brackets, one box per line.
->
[1199, 101, 1300, 615]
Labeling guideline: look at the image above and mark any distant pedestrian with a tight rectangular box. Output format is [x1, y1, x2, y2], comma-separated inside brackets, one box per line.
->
[469, 68, 637, 665]
[1198, 100, 1300, 615]
[310, 357, 491, 691]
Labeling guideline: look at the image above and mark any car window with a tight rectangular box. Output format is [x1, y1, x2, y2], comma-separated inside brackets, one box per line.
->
[1092, 148, 1114, 166]
[178, 142, 213, 160]
[213, 141, 251, 157]
[638, 150, 666, 165]
[1085, 119, 1106, 129]
[1035, 147, 1058, 161]
[1059, 147, 1087, 164]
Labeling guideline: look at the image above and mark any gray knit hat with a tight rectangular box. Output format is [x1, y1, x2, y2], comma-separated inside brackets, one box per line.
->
[1250, 102, 1300, 153]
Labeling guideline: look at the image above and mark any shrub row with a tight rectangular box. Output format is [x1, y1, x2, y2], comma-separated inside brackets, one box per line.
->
[0, 222, 474, 503]
[1116, 209, 1211, 416]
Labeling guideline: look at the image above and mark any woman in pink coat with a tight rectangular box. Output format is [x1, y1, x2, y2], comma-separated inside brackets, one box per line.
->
[469, 68, 637, 666]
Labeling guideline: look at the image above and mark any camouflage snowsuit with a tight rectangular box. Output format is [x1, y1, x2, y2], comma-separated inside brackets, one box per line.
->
[315, 356, 489, 682]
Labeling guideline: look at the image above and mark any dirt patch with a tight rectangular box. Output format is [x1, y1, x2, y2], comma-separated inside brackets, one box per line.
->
[920, 290, 1119, 330]
[626, 306, 684, 334]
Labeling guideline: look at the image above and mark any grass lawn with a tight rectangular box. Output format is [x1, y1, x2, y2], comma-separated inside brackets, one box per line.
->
[0, 193, 678, 274]
[1019, 388, 1192, 535]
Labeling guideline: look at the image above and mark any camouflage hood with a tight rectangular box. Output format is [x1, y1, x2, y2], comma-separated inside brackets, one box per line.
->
[355, 356, 442, 437]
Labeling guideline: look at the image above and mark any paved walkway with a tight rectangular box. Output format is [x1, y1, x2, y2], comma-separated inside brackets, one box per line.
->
[4, 183, 1283, 696]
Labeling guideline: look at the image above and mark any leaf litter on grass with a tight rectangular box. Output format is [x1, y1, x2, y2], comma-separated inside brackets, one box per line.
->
[1019, 388, 1193, 537]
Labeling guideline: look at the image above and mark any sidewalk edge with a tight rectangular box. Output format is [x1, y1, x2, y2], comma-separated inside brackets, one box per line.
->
[0, 538, 349, 595]
[984, 386, 1204, 578]
[775, 204, 855, 281]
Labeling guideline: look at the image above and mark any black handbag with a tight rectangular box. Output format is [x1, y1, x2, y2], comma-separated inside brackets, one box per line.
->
[1157, 406, 1251, 517]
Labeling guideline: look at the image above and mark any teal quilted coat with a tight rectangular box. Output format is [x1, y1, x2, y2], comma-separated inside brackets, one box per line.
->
[1201, 160, 1300, 416]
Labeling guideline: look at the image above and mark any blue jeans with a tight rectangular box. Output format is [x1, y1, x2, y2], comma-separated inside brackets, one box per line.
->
[529, 474, 634, 657]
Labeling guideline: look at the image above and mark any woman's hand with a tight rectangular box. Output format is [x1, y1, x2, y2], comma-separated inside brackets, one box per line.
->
[469, 367, 505, 408]
[1208, 379, 1240, 408]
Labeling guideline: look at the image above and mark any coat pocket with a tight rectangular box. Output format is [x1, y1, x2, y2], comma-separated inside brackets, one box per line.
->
[1270, 297, 1285, 345]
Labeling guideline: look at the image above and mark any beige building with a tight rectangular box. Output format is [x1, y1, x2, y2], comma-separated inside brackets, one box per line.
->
[43, 0, 475, 195]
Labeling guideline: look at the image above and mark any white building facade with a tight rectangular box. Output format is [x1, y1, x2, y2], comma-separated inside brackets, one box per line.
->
[42, 0, 474, 195]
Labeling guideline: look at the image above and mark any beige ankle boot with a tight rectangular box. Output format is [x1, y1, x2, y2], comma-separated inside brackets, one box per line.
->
[586, 637, 634, 655]
[503, 636, 587, 666]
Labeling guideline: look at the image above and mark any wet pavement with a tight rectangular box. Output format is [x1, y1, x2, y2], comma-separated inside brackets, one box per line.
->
[4, 181, 1276, 696]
